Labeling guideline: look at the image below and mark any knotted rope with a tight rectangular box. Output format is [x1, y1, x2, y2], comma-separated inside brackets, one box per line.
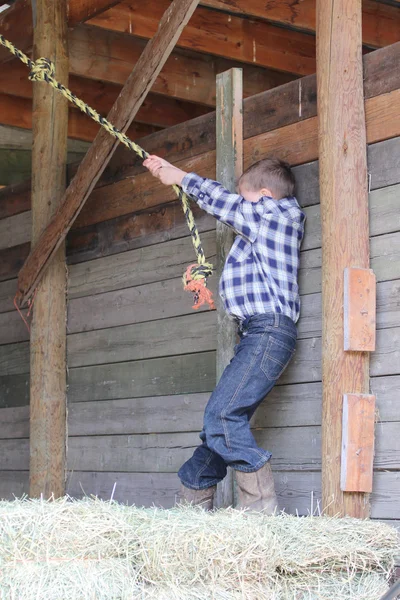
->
[0, 34, 215, 311]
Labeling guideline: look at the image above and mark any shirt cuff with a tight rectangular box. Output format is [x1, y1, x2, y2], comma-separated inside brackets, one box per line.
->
[181, 172, 205, 198]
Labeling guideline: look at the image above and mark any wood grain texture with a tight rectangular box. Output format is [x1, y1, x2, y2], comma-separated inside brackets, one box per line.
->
[67, 0, 120, 26]
[2, 133, 398, 279]
[0, 43, 398, 222]
[69, 26, 291, 108]
[16, 0, 202, 307]
[89, 0, 316, 75]
[2, 421, 399, 474]
[317, 0, 370, 517]
[1, 224, 399, 347]
[343, 268, 376, 351]
[29, 0, 69, 499]
[0, 92, 157, 143]
[201, 0, 400, 49]
[0, 60, 211, 131]
[4, 84, 396, 250]
[341, 393, 376, 493]
[214, 68, 242, 508]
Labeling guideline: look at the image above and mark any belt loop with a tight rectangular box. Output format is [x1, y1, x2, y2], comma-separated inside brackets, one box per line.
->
[274, 313, 279, 328]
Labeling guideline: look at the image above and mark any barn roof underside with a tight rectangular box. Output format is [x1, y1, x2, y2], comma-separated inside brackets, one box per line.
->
[0, 0, 399, 185]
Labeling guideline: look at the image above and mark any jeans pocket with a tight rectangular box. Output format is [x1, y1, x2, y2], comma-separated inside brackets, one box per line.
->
[261, 335, 295, 381]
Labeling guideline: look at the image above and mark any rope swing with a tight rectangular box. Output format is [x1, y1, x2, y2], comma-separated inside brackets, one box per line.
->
[0, 34, 215, 312]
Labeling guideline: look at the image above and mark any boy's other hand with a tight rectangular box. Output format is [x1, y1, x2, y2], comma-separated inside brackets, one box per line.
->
[143, 155, 187, 186]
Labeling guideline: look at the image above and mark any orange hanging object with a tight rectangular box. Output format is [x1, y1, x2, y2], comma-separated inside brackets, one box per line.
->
[183, 263, 215, 310]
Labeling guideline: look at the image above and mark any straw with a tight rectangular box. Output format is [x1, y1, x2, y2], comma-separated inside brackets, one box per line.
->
[0, 497, 398, 599]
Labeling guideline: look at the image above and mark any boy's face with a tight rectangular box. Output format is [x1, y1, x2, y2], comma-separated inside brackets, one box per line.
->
[238, 182, 275, 203]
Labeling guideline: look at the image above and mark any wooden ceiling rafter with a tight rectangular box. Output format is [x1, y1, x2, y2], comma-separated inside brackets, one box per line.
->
[69, 25, 295, 106]
[0, 92, 160, 142]
[0, 60, 212, 129]
[200, 0, 400, 49]
[88, 0, 316, 75]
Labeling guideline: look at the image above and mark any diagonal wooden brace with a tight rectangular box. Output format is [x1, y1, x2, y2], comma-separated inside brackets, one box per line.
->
[15, 0, 200, 307]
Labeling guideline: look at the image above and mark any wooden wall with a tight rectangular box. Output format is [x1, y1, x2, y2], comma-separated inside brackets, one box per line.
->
[0, 43, 399, 525]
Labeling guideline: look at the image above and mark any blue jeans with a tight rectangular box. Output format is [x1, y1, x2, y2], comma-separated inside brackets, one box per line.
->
[178, 313, 297, 490]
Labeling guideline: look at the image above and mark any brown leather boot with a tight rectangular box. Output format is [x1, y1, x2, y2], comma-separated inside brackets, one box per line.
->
[179, 484, 217, 510]
[235, 462, 278, 514]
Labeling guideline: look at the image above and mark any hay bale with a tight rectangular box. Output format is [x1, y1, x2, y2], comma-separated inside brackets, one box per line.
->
[0, 497, 398, 599]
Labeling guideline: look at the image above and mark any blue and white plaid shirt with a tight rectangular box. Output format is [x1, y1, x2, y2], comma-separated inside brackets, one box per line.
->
[182, 173, 305, 323]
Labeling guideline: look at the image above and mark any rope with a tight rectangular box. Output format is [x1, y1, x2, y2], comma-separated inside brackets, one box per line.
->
[0, 34, 214, 310]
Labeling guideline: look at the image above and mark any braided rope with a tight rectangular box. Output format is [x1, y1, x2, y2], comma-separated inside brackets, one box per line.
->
[0, 34, 213, 303]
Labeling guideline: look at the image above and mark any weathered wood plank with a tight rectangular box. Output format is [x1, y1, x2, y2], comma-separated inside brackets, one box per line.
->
[299, 230, 400, 295]
[89, 0, 316, 76]
[4, 421, 398, 473]
[0, 243, 30, 283]
[67, 276, 217, 335]
[0, 382, 321, 439]
[0, 471, 29, 500]
[6, 176, 399, 262]
[2, 320, 400, 405]
[0, 312, 216, 374]
[68, 312, 216, 368]
[371, 376, 400, 423]
[371, 472, 400, 520]
[3, 370, 400, 439]
[0, 278, 18, 313]
[7, 84, 399, 255]
[68, 229, 216, 299]
[0, 211, 31, 251]
[67, 202, 215, 265]
[67, 470, 180, 507]
[68, 351, 216, 403]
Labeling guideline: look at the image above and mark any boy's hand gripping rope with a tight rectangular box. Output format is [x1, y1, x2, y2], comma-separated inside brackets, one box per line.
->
[0, 34, 215, 312]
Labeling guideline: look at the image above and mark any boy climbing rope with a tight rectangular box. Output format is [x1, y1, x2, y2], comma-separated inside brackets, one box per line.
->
[144, 155, 306, 512]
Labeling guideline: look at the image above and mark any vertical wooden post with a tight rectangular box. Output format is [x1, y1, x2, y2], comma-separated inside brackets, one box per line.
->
[214, 68, 243, 508]
[316, 0, 370, 517]
[29, 0, 69, 498]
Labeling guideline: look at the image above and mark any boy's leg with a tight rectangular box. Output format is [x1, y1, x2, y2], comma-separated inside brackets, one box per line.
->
[178, 314, 297, 502]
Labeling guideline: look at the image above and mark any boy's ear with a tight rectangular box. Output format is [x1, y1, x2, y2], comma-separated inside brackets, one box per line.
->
[260, 187, 274, 198]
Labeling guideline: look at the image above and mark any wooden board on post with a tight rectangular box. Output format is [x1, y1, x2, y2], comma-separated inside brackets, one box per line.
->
[317, 0, 371, 517]
[214, 68, 243, 509]
[344, 267, 376, 351]
[29, 0, 69, 498]
[341, 393, 376, 493]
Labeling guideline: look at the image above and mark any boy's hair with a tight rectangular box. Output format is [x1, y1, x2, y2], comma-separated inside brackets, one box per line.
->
[239, 158, 295, 200]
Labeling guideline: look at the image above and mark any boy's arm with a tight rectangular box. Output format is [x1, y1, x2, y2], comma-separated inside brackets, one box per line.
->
[181, 173, 260, 242]
[143, 155, 260, 241]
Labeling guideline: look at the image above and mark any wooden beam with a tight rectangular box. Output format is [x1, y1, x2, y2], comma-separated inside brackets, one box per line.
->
[0, 60, 212, 129]
[0, 124, 90, 153]
[201, 0, 400, 49]
[317, 0, 370, 517]
[16, 0, 202, 306]
[0, 0, 123, 62]
[69, 26, 295, 107]
[0, 92, 159, 142]
[67, 0, 120, 26]
[214, 68, 242, 509]
[29, 0, 69, 498]
[88, 0, 316, 75]
[0, 0, 32, 63]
